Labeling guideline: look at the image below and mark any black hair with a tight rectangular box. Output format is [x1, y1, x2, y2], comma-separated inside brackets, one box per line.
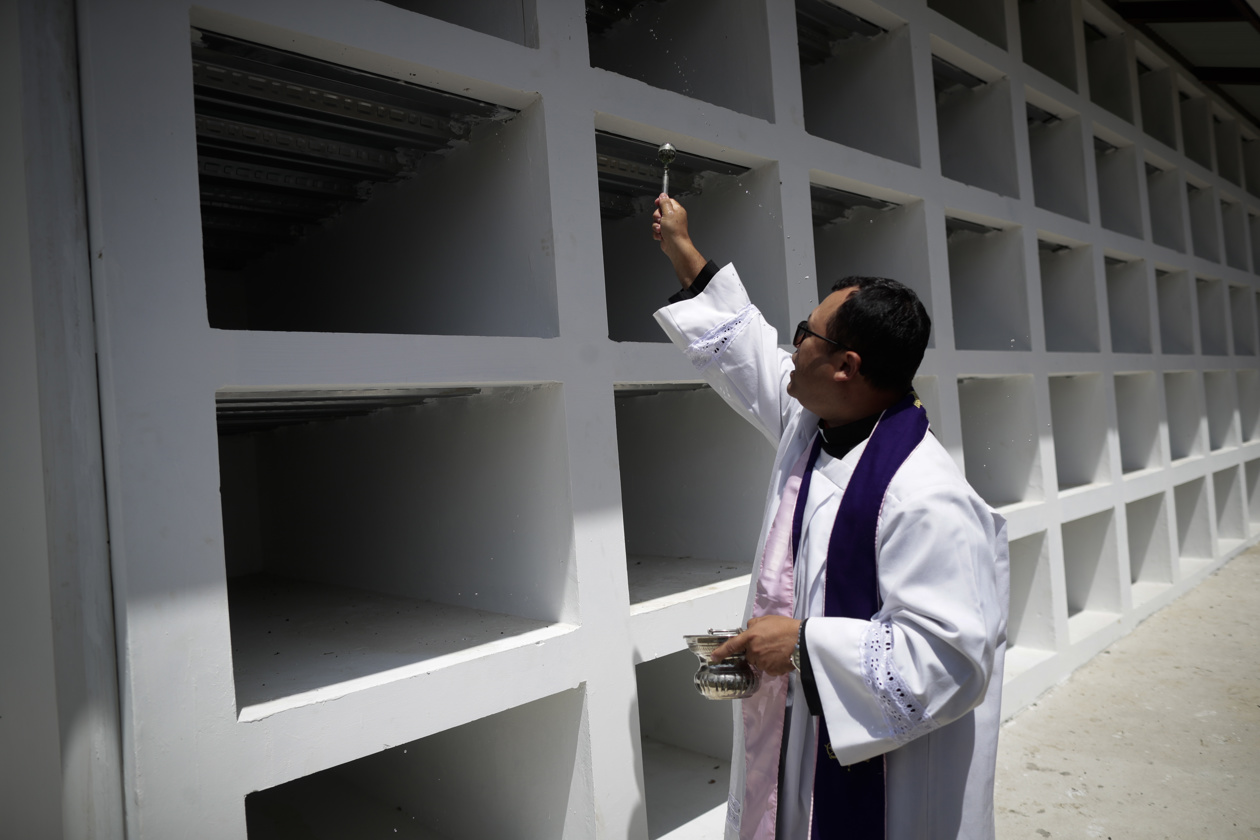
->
[826, 276, 931, 393]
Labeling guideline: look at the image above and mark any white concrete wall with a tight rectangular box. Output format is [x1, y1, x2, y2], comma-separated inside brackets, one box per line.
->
[8, 0, 1258, 836]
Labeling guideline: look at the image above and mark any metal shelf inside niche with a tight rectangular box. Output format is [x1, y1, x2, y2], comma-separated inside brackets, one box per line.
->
[195, 29, 559, 338]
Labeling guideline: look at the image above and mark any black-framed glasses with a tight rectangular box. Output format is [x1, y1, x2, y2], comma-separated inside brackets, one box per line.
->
[793, 320, 845, 350]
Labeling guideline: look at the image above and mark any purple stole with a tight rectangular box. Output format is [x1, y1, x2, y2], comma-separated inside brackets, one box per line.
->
[741, 393, 928, 840]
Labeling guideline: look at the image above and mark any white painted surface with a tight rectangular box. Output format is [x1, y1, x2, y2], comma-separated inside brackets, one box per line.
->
[6, 0, 1258, 834]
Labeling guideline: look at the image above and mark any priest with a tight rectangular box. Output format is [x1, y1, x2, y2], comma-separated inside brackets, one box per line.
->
[650, 193, 1009, 840]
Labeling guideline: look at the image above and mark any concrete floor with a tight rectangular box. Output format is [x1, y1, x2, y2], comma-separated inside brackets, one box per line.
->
[995, 545, 1260, 839]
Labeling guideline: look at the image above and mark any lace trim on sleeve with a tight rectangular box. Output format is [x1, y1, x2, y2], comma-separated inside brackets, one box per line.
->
[860, 621, 939, 745]
[684, 303, 756, 372]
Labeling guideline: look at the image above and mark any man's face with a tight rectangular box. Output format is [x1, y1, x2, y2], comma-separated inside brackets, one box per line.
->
[787, 288, 855, 415]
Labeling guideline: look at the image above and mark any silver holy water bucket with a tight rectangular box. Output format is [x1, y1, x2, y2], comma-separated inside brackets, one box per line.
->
[684, 629, 760, 700]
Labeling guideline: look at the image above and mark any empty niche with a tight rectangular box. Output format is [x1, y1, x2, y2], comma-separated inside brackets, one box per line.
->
[1137, 63, 1176, 148]
[1155, 269, 1194, 354]
[1172, 477, 1213, 567]
[1018, 0, 1077, 90]
[1163, 370, 1204, 461]
[1126, 492, 1173, 604]
[1049, 374, 1110, 491]
[1187, 183, 1221, 262]
[1094, 135, 1143, 238]
[1214, 466, 1247, 550]
[797, 1, 919, 166]
[216, 386, 575, 711]
[1221, 201, 1250, 271]
[194, 30, 557, 337]
[1105, 257, 1151, 353]
[1026, 99, 1088, 222]
[1196, 277, 1229, 356]
[615, 385, 775, 607]
[946, 218, 1031, 351]
[245, 686, 592, 839]
[927, 0, 1006, 48]
[1061, 508, 1121, 641]
[597, 132, 786, 343]
[810, 183, 933, 343]
[586, 0, 774, 122]
[1180, 95, 1213, 170]
[1230, 285, 1257, 355]
[1246, 459, 1260, 529]
[1213, 116, 1242, 186]
[957, 375, 1043, 508]
[636, 651, 733, 838]
[1038, 241, 1099, 352]
[1238, 369, 1260, 441]
[1253, 215, 1260, 270]
[1005, 531, 1056, 676]
[1204, 370, 1239, 451]
[1114, 372, 1160, 473]
[933, 55, 1019, 198]
[1145, 163, 1185, 252]
[1246, 139, 1260, 196]
[377, 0, 538, 47]
[1083, 22, 1132, 122]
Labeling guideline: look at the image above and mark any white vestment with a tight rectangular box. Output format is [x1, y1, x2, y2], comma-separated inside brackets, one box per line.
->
[654, 265, 1010, 840]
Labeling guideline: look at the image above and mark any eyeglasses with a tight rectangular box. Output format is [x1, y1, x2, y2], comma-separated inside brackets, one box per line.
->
[793, 320, 845, 350]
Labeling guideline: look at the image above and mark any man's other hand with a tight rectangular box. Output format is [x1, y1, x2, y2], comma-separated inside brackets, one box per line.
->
[711, 615, 801, 677]
[653, 193, 707, 287]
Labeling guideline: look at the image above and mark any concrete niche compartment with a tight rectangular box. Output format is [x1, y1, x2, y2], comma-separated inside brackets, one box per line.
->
[615, 385, 774, 608]
[1094, 135, 1143, 238]
[810, 182, 932, 338]
[1138, 63, 1177, 148]
[1105, 257, 1151, 353]
[933, 54, 1019, 198]
[1247, 140, 1260, 195]
[1114, 372, 1160, 473]
[1145, 162, 1185, 252]
[1221, 200, 1250, 271]
[1061, 509, 1121, 642]
[1247, 459, 1260, 530]
[379, 0, 538, 47]
[1155, 269, 1194, 354]
[797, 1, 919, 166]
[1204, 370, 1239, 451]
[958, 375, 1043, 508]
[1083, 21, 1132, 122]
[1238, 369, 1260, 442]
[216, 386, 575, 712]
[947, 218, 1031, 351]
[1026, 98, 1088, 222]
[1180, 95, 1213, 170]
[1019, 0, 1077, 90]
[1196, 277, 1228, 356]
[1173, 477, 1213, 570]
[1187, 183, 1221, 262]
[195, 30, 557, 337]
[1230, 284, 1256, 355]
[597, 132, 786, 343]
[1163, 371, 1204, 461]
[928, 0, 1006, 48]
[1214, 116, 1242, 186]
[1213, 466, 1247, 552]
[1005, 532, 1056, 678]
[1049, 373, 1110, 491]
[1039, 241, 1099, 352]
[245, 686, 592, 839]
[586, 0, 773, 121]
[636, 650, 733, 839]
[1126, 492, 1173, 604]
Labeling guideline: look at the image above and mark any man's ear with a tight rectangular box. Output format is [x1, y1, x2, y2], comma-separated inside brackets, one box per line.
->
[832, 350, 862, 382]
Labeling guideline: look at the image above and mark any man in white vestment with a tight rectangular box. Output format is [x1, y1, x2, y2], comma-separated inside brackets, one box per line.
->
[650, 194, 1009, 840]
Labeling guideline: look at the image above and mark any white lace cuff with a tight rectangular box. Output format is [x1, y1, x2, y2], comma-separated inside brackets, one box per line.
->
[683, 304, 756, 373]
[860, 621, 939, 745]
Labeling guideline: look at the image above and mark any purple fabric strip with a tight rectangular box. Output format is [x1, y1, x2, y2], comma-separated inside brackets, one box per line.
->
[810, 393, 928, 840]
